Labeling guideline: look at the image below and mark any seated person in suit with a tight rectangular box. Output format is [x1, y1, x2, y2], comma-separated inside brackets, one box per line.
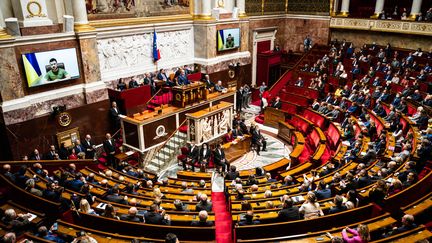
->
[199, 143, 211, 172]
[117, 78, 127, 91]
[191, 210, 214, 226]
[177, 70, 190, 85]
[1, 209, 31, 233]
[145, 204, 170, 225]
[232, 125, 244, 139]
[196, 194, 212, 212]
[43, 182, 63, 202]
[2, 164, 15, 183]
[185, 141, 199, 172]
[277, 198, 300, 221]
[37, 225, 66, 243]
[105, 187, 128, 205]
[328, 195, 347, 214]
[128, 78, 140, 89]
[383, 214, 417, 237]
[252, 127, 267, 155]
[120, 207, 143, 222]
[225, 165, 240, 181]
[202, 74, 214, 91]
[271, 96, 282, 109]
[239, 210, 260, 226]
[214, 80, 226, 92]
[174, 199, 189, 212]
[157, 69, 175, 87]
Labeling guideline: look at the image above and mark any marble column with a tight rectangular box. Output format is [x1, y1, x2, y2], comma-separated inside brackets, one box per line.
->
[340, 0, 350, 17]
[409, 0, 423, 19]
[236, 0, 246, 16]
[71, 0, 88, 25]
[202, 0, 212, 17]
[373, 0, 385, 18]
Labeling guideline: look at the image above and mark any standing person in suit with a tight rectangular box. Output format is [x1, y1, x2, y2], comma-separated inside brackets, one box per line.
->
[109, 101, 122, 132]
[199, 143, 211, 172]
[82, 134, 96, 160]
[271, 96, 282, 109]
[73, 140, 86, 158]
[144, 72, 156, 95]
[213, 143, 227, 172]
[103, 133, 117, 168]
[185, 142, 199, 172]
[225, 165, 239, 180]
[157, 69, 172, 87]
[128, 78, 139, 89]
[236, 86, 244, 112]
[252, 127, 267, 155]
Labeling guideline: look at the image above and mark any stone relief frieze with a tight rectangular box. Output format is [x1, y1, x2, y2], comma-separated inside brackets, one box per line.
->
[97, 29, 193, 72]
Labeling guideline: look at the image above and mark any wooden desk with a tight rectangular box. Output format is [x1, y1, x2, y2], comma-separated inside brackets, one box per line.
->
[172, 82, 206, 108]
[224, 136, 252, 163]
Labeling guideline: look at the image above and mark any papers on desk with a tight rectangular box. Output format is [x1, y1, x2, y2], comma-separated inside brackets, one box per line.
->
[125, 151, 135, 156]
[388, 146, 395, 151]
[360, 152, 366, 156]
[386, 177, 394, 184]
[27, 213, 37, 222]
[342, 141, 351, 146]
[291, 196, 304, 203]
[96, 203, 108, 210]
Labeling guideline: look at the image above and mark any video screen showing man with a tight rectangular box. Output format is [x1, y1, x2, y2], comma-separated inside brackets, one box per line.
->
[44, 58, 70, 81]
[225, 34, 235, 49]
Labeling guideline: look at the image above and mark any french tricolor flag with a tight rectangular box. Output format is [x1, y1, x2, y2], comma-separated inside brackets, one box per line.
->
[153, 31, 161, 62]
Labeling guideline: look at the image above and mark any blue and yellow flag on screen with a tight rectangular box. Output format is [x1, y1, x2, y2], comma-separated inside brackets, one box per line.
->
[23, 53, 42, 86]
[218, 30, 225, 51]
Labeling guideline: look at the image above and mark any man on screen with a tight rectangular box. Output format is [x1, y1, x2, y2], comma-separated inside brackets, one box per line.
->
[225, 34, 235, 49]
[45, 58, 70, 81]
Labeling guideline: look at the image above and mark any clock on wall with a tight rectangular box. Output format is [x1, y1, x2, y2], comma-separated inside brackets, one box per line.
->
[57, 112, 72, 127]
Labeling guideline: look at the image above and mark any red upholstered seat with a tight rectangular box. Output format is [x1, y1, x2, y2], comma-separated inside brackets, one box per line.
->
[179, 125, 188, 134]
[255, 114, 264, 124]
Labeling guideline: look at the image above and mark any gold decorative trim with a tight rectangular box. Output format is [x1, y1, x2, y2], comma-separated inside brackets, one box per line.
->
[74, 23, 96, 33]
[370, 13, 379, 19]
[408, 14, 417, 21]
[285, 0, 288, 13]
[193, 14, 213, 20]
[89, 14, 193, 28]
[330, 17, 432, 36]
[26, 1, 46, 18]
[239, 12, 248, 18]
[0, 29, 13, 40]
[338, 12, 349, 17]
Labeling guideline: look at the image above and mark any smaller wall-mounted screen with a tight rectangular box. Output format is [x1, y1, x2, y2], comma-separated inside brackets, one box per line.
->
[22, 48, 80, 88]
[217, 28, 240, 52]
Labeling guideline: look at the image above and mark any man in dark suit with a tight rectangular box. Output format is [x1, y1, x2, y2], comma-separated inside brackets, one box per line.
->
[328, 195, 347, 214]
[177, 70, 190, 85]
[314, 181, 332, 200]
[195, 194, 212, 212]
[82, 134, 96, 160]
[185, 142, 199, 172]
[236, 86, 244, 112]
[120, 207, 143, 222]
[232, 125, 243, 139]
[225, 165, 240, 181]
[109, 101, 121, 131]
[30, 149, 41, 161]
[42, 182, 63, 202]
[105, 187, 128, 205]
[213, 143, 227, 172]
[45, 145, 57, 160]
[239, 211, 260, 226]
[2, 164, 15, 183]
[191, 210, 214, 226]
[128, 78, 139, 89]
[252, 127, 267, 155]
[202, 75, 214, 90]
[103, 133, 117, 168]
[73, 140, 85, 158]
[144, 204, 170, 225]
[271, 96, 282, 109]
[144, 72, 156, 95]
[277, 198, 300, 221]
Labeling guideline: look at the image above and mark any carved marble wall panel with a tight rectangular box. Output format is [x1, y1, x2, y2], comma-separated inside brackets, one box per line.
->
[97, 28, 194, 81]
[0, 47, 25, 102]
[79, 37, 102, 83]
[3, 93, 85, 125]
[85, 88, 108, 104]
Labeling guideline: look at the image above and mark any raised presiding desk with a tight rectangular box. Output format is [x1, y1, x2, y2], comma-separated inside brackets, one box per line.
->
[172, 82, 207, 108]
[108, 85, 152, 116]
